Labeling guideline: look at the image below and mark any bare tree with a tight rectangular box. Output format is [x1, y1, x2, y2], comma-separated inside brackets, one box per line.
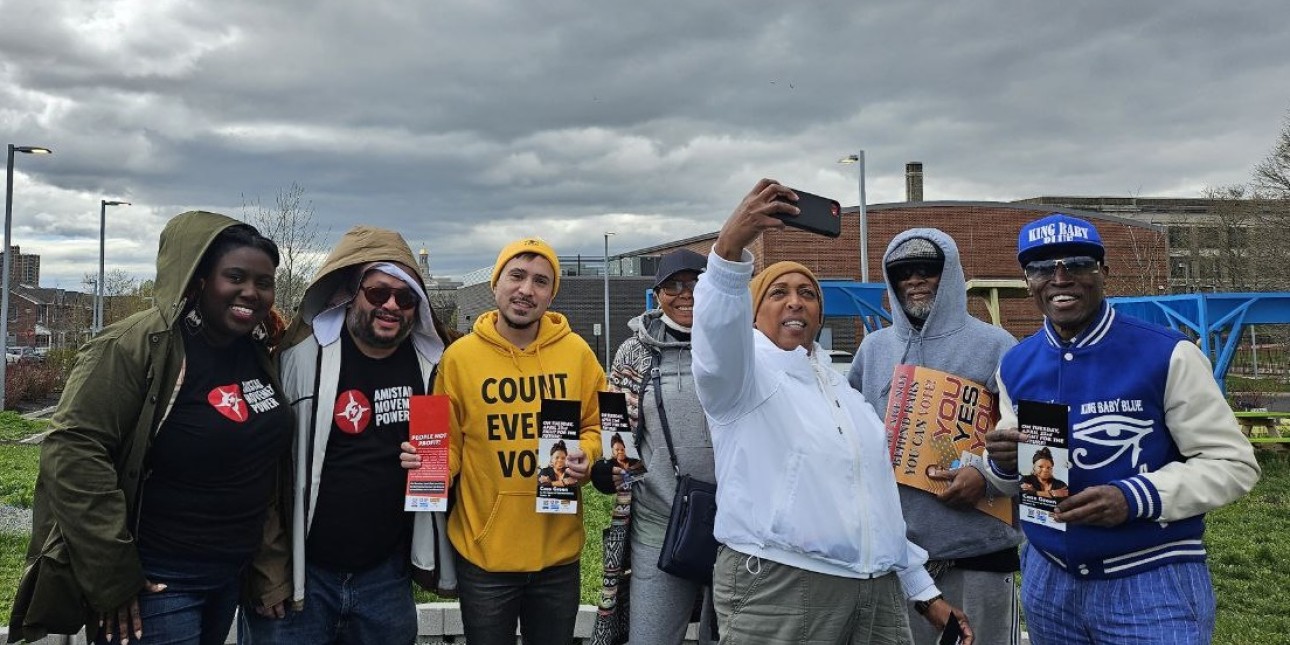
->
[1201, 185, 1261, 291]
[83, 268, 152, 326]
[243, 183, 325, 313]
[1254, 112, 1290, 198]
[1119, 224, 1169, 295]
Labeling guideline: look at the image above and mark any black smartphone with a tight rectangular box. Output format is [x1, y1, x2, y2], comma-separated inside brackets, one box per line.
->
[939, 612, 964, 645]
[774, 188, 842, 238]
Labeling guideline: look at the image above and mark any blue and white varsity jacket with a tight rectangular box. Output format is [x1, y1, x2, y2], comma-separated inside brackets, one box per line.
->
[984, 303, 1260, 579]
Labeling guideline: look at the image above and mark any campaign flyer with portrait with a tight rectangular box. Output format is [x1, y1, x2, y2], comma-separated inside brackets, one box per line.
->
[1016, 399, 1071, 531]
[884, 364, 1012, 524]
[599, 391, 644, 478]
[405, 395, 451, 512]
[536, 398, 581, 514]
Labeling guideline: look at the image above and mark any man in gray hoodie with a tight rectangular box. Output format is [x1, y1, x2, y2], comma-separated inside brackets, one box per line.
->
[848, 229, 1022, 645]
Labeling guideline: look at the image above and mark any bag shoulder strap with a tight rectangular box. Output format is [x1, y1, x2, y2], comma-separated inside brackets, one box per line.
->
[652, 357, 683, 477]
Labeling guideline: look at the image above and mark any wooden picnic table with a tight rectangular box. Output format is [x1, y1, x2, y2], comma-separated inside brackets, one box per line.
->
[1234, 411, 1290, 445]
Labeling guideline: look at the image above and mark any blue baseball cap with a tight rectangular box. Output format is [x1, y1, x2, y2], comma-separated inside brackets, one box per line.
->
[1017, 213, 1105, 267]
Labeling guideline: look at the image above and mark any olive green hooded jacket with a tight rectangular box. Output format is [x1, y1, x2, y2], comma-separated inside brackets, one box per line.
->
[7, 211, 289, 642]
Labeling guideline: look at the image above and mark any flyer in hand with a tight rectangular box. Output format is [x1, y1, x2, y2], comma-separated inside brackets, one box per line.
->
[536, 398, 582, 514]
[1016, 399, 1071, 531]
[405, 395, 451, 512]
[599, 391, 645, 479]
[884, 364, 1012, 524]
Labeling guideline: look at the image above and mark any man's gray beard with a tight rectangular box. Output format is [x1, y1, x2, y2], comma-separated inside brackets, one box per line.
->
[902, 296, 934, 323]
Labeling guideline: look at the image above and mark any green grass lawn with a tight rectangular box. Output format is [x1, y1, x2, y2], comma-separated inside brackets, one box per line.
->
[1, 420, 1285, 643]
[0, 412, 46, 443]
[1207, 451, 1290, 644]
[0, 445, 40, 510]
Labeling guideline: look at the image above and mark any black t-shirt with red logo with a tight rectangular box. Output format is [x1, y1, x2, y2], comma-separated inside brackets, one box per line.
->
[137, 333, 290, 562]
[306, 330, 424, 571]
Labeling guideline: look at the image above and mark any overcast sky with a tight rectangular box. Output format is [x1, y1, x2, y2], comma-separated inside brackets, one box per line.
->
[2, 1, 1287, 289]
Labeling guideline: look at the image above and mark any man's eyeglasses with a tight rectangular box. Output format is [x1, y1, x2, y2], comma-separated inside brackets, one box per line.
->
[888, 263, 941, 283]
[360, 285, 420, 310]
[658, 279, 699, 296]
[1024, 256, 1101, 282]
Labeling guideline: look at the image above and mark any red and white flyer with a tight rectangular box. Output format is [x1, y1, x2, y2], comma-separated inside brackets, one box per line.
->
[405, 394, 451, 512]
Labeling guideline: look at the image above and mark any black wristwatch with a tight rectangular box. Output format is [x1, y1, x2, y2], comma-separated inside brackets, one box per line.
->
[914, 594, 944, 616]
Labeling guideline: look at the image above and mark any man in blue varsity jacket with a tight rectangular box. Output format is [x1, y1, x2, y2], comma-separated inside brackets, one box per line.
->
[983, 213, 1260, 645]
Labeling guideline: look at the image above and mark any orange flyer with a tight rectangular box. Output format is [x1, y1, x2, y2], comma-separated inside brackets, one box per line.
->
[884, 364, 1012, 524]
[405, 394, 451, 512]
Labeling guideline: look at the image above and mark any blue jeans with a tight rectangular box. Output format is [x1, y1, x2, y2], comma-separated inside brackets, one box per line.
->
[238, 551, 416, 645]
[1021, 544, 1216, 645]
[455, 554, 580, 645]
[92, 551, 242, 645]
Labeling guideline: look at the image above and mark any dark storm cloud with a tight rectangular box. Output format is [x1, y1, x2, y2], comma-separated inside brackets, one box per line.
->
[2, 0, 1288, 286]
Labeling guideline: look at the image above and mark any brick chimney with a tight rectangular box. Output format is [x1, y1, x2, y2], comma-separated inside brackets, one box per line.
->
[905, 162, 924, 202]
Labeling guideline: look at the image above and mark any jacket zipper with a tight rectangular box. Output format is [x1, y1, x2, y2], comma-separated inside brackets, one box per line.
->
[813, 360, 872, 568]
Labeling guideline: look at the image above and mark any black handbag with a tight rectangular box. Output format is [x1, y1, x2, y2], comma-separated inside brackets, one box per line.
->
[651, 364, 720, 583]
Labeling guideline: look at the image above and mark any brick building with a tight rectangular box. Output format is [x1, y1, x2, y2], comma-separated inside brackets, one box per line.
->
[0, 245, 41, 287]
[451, 162, 1170, 359]
[612, 201, 1167, 351]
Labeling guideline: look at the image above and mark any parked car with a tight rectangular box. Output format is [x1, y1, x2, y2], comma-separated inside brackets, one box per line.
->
[6, 346, 42, 364]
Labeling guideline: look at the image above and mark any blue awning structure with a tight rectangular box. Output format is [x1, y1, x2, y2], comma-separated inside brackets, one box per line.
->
[820, 281, 890, 332]
[814, 284, 1290, 394]
[1108, 292, 1290, 393]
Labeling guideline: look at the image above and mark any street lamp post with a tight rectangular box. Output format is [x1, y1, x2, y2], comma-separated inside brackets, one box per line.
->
[2, 144, 53, 410]
[96, 200, 131, 333]
[838, 152, 869, 281]
[603, 232, 614, 372]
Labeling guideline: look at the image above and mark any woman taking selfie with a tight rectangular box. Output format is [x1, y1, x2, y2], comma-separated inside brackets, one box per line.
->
[9, 212, 291, 645]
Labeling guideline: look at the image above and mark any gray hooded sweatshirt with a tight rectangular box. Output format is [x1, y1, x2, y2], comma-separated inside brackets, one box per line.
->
[847, 228, 1022, 561]
[608, 309, 714, 548]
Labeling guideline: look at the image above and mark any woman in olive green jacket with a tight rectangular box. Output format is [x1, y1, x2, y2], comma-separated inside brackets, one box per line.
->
[7, 212, 293, 644]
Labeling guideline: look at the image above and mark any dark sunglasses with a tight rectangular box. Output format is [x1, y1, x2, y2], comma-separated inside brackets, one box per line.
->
[889, 263, 941, 282]
[1024, 256, 1101, 281]
[360, 285, 420, 310]
[658, 279, 699, 296]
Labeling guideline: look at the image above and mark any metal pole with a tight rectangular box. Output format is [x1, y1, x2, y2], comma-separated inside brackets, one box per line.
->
[1, 144, 51, 410]
[603, 232, 613, 372]
[95, 200, 129, 333]
[1252, 326, 1259, 378]
[858, 150, 868, 282]
[2, 145, 15, 411]
[838, 152, 869, 282]
[97, 200, 106, 332]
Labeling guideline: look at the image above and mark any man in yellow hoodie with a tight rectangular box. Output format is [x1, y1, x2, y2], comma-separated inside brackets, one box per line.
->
[434, 238, 605, 644]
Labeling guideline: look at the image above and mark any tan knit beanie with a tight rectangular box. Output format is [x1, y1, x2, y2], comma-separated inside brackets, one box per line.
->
[749, 261, 824, 323]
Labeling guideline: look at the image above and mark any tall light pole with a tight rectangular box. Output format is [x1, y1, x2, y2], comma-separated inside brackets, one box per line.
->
[2, 144, 53, 410]
[97, 200, 131, 333]
[838, 152, 868, 281]
[603, 232, 615, 372]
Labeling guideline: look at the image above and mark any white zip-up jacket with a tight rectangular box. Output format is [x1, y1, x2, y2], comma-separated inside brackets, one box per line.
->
[692, 250, 936, 599]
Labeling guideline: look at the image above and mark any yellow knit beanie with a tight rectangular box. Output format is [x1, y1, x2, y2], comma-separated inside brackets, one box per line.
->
[491, 238, 561, 296]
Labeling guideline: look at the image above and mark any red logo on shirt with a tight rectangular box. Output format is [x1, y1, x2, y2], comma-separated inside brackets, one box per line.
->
[334, 390, 372, 434]
[207, 384, 248, 423]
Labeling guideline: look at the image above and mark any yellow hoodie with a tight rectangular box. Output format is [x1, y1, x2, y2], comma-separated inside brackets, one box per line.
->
[436, 310, 605, 572]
